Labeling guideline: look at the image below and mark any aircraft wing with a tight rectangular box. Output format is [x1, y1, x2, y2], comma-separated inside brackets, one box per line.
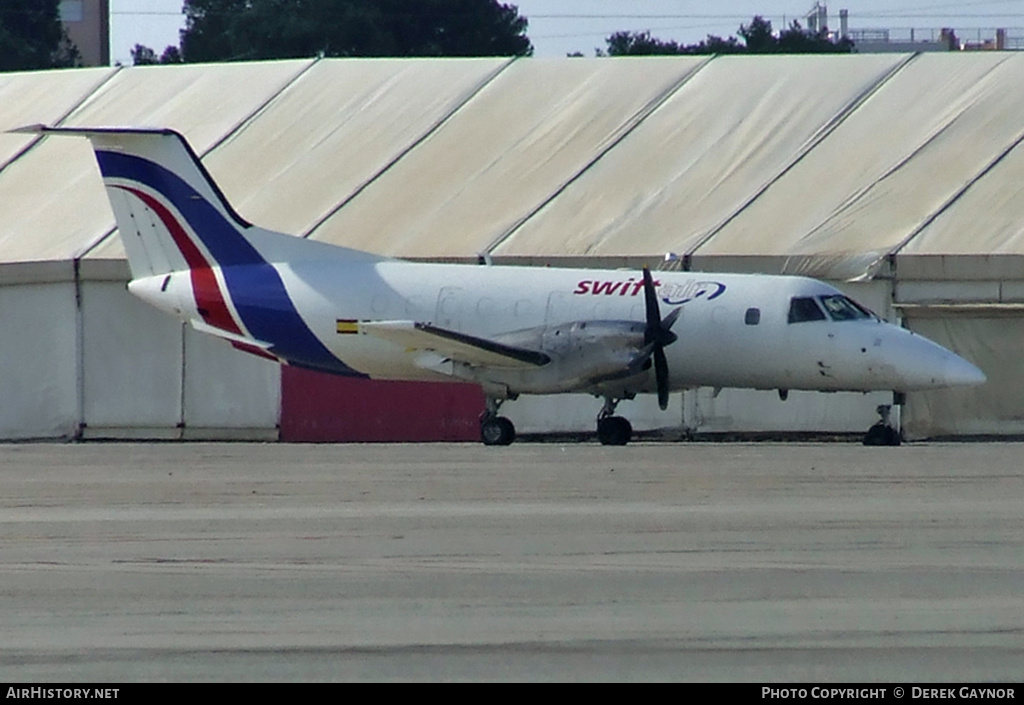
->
[360, 321, 550, 369]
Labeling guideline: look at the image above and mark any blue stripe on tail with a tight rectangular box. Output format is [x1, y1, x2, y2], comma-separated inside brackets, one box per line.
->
[98, 150, 365, 377]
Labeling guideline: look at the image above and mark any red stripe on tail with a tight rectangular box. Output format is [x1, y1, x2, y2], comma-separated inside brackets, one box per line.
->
[118, 186, 243, 336]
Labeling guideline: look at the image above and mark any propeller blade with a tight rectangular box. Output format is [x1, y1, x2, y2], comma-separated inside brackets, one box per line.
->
[642, 267, 660, 345]
[661, 306, 682, 332]
[642, 266, 676, 410]
[654, 345, 670, 410]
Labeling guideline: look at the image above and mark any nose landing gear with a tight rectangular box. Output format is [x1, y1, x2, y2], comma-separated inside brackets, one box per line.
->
[863, 403, 901, 446]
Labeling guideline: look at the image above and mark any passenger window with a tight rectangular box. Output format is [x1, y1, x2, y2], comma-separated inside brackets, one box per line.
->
[788, 297, 827, 324]
[745, 308, 760, 325]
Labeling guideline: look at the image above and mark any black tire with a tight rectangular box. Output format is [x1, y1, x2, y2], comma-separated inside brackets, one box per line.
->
[597, 416, 632, 446]
[481, 416, 515, 446]
[863, 424, 901, 447]
[885, 426, 901, 446]
[863, 424, 885, 446]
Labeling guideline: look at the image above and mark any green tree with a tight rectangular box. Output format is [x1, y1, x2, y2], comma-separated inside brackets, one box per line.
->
[130, 44, 159, 65]
[602, 30, 682, 56]
[601, 30, 743, 56]
[737, 15, 776, 53]
[0, 0, 80, 71]
[692, 35, 744, 55]
[147, 0, 531, 62]
[777, 20, 854, 53]
[130, 43, 184, 66]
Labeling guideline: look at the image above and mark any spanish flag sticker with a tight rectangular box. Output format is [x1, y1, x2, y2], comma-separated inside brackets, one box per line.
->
[336, 319, 359, 334]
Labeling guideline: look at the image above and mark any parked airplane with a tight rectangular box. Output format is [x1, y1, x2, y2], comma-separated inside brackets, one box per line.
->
[20, 125, 985, 446]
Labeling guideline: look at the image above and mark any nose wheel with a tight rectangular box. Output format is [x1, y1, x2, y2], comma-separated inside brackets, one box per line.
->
[863, 404, 901, 446]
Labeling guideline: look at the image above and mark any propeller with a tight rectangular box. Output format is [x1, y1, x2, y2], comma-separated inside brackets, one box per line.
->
[641, 267, 680, 410]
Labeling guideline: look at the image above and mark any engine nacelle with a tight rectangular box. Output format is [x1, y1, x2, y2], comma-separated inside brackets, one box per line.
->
[462, 320, 652, 395]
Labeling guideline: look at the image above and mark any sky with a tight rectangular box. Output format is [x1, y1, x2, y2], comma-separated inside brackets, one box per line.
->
[109, 0, 1024, 65]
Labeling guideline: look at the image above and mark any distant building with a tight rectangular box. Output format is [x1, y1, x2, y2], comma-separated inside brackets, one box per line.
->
[798, 3, 1020, 53]
[805, 2, 829, 35]
[848, 26, 1019, 53]
[847, 28, 959, 54]
[60, 0, 110, 66]
[962, 28, 1009, 51]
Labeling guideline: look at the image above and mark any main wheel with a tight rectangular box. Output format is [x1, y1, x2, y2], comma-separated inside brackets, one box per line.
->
[597, 416, 632, 446]
[481, 416, 515, 446]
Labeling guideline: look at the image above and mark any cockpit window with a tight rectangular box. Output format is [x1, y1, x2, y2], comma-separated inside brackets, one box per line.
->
[818, 295, 875, 321]
[788, 297, 827, 324]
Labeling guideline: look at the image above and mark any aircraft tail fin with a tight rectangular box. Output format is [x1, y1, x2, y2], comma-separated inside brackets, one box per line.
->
[15, 124, 381, 280]
[11, 124, 376, 377]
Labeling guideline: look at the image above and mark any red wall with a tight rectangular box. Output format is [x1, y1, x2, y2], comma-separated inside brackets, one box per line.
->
[280, 367, 485, 442]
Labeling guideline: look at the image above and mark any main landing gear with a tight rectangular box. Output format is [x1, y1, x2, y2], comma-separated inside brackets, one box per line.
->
[863, 400, 902, 447]
[596, 397, 632, 446]
[480, 396, 635, 446]
[480, 398, 515, 446]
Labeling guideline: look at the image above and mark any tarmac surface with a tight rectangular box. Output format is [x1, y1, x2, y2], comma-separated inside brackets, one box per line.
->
[0, 441, 1021, 682]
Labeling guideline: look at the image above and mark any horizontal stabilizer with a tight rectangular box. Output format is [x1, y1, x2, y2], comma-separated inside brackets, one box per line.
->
[361, 321, 550, 369]
[190, 318, 273, 350]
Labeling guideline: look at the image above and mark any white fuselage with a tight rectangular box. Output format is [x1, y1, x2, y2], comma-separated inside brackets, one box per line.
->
[132, 253, 985, 399]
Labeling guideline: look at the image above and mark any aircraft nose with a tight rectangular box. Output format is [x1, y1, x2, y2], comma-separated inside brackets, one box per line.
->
[888, 328, 987, 391]
[942, 353, 987, 387]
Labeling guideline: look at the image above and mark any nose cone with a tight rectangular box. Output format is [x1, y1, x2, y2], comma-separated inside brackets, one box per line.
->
[893, 329, 987, 391]
[942, 353, 987, 388]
